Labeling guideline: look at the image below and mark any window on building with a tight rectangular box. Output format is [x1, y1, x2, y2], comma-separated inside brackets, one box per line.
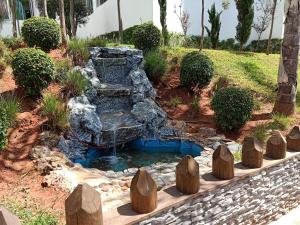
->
[97, 0, 108, 7]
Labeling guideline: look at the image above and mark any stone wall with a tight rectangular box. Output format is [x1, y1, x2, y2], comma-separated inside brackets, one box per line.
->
[137, 155, 300, 225]
[104, 152, 300, 225]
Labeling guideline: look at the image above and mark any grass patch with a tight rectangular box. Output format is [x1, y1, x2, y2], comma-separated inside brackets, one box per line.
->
[1, 199, 59, 225]
[233, 150, 242, 162]
[167, 97, 182, 108]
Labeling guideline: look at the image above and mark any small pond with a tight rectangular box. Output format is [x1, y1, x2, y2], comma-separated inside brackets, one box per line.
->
[73, 138, 203, 172]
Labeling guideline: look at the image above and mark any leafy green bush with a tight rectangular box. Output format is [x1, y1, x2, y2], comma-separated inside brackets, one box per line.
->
[64, 70, 88, 96]
[180, 51, 214, 87]
[41, 93, 69, 131]
[144, 51, 167, 83]
[12, 48, 54, 96]
[53, 58, 72, 82]
[67, 39, 89, 66]
[211, 87, 254, 131]
[0, 40, 8, 58]
[0, 95, 20, 150]
[87, 37, 107, 47]
[2, 37, 24, 50]
[218, 38, 239, 50]
[124, 25, 140, 44]
[22, 17, 60, 52]
[133, 23, 161, 53]
[0, 59, 6, 78]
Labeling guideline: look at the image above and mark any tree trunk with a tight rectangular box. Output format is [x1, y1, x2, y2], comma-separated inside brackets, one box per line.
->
[11, 0, 17, 37]
[43, 0, 48, 17]
[69, 0, 75, 38]
[266, 0, 277, 55]
[273, 0, 300, 115]
[255, 33, 262, 52]
[117, 0, 123, 43]
[200, 0, 204, 50]
[59, 0, 67, 47]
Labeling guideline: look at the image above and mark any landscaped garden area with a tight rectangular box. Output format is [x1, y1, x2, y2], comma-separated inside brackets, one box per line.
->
[1, 0, 300, 224]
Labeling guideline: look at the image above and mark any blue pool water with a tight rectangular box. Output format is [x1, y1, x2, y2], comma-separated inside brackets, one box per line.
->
[73, 138, 202, 172]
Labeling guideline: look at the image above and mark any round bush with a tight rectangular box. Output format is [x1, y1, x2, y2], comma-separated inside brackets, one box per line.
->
[22, 17, 60, 51]
[133, 23, 161, 53]
[211, 87, 254, 131]
[12, 48, 54, 96]
[144, 51, 167, 83]
[180, 51, 214, 87]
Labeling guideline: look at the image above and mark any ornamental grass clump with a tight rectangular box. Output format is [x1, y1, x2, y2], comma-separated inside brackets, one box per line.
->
[211, 87, 254, 131]
[144, 50, 167, 83]
[64, 70, 88, 96]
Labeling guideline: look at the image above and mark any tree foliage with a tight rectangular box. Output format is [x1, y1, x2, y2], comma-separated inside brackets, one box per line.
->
[158, 0, 168, 45]
[235, 0, 254, 50]
[205, 4, 222, 49]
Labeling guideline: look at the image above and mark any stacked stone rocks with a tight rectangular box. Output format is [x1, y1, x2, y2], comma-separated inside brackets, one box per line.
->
[58, 47, 178, 159]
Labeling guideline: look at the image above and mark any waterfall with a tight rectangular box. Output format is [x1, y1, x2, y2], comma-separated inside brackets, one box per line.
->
[112, 126, 117, 157]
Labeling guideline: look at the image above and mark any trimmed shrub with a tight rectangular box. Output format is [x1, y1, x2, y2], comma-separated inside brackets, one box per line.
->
[133, 23, 161, 52]
[41, 93, 69, 131]
[211, 87, 254, 131]
[2, 37, 24, 50]
[12, 48, 54, 96]
[123, 25, 140, 44]
[144, 51, 167, 83]
[180, 51, 214, 87]
[53, 58, 72, 82]
[67, 39, 89, 66]
[64, 70, 88, 96]
[22, 17, 60, 52]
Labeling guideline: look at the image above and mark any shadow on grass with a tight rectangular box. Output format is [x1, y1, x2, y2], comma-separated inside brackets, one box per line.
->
[238, 61, 276, 90]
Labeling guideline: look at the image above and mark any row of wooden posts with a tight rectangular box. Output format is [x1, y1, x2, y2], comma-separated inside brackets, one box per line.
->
[1, 126, 300, 225]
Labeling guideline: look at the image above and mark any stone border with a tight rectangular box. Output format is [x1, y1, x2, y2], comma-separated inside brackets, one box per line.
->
[103, 151, 300, 225]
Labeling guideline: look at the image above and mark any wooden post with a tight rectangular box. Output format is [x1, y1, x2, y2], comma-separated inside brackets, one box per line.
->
[130, 168, 157, 214]
[0, 207, 21, 225]
[287, 126, 300, 151]
[242, 136, 264, 168]
[176, 155, 200, 194]
[65, 183, 103, 225]
[212, 144, 234, 180]
[266, 130, 287, 159]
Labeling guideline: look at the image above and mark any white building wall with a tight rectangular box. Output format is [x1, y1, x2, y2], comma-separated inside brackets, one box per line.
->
[77, 0, 154, 38]
[184, 0, 284, 42]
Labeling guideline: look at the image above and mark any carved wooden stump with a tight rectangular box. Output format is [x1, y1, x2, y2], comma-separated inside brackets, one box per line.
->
[0, 207, 21, 225]
[176, 155, 199, 194]
[287, 126, 300, 151]
[65, 183, 103, 225]
[130, 168, 157, 214]
[212, 144, 234, 180]
[266, 130, 287, 159]
[242, 136, 263, 168]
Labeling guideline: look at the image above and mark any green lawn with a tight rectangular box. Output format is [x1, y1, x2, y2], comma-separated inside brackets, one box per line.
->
[161, 47, 300, 105]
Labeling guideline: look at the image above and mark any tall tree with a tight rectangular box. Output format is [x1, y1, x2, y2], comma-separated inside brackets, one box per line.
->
[43, 0, 48, 17]
[253, 0, 272, 51]
[158, 0, 168, 46]
[69, 0, 75, 38]
[10, 0, 17, 37]
[174, 2, 190, 36]
[273, 0, 300, 115]
[59, 0, 67, 47]
[205, 4, 222, 49]
[266, 0, 278, 55]
[235, 0, 254, 50]
[117, 0, 123, 43]
[200, 0, 204, 50]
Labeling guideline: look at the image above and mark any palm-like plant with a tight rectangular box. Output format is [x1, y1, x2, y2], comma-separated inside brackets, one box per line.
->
[205, 4, 222, 49]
